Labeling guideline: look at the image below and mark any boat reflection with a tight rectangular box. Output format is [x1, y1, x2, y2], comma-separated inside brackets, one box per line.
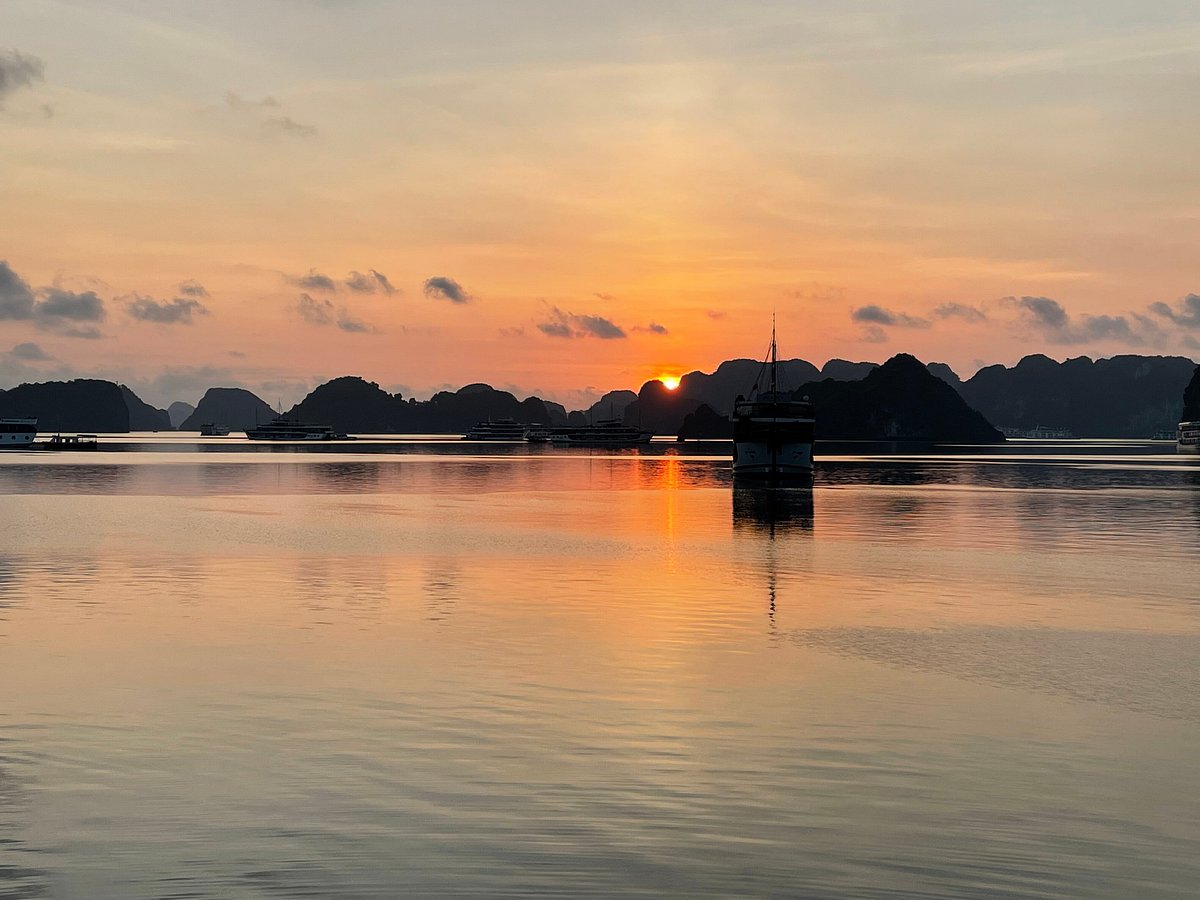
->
[732, 484, 815, 534]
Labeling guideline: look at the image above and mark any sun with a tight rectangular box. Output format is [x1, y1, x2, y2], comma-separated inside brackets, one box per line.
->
[659, 375, 681, 391]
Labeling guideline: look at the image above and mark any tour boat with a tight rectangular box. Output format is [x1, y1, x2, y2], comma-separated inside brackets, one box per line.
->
[1179, 421, 1200, 453]
[549, 419, 653, 447]
[245, 416, 349, 441]
[0, 417, 37, 449]
[461, 419, 529, 440]
[731, 325, 815, 479]
[199, 423, 232, 436]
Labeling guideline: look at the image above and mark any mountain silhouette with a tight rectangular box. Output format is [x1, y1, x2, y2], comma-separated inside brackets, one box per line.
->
[120, 385, 172, 431]
[959, 354, 1194, 436]
[804, 353, 1001, 441]
[1183, 366, 1200, 422]
[167, 401, 195, 429]
[0, 379, 131, 432]
[680, 354, 1000, 442]
[180, 388, 276, 431]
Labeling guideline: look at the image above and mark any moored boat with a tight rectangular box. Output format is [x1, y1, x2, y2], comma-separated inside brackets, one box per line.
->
[1178, 421, 1200, 453]
[35, 434, 99, 451]
[549, 419, 652, 447]
[731, 324, 815, 479]
[0, 417, 37, 449]
[461, 419, 528, 440]
[245, 416, 349, 441]
[199, 423, 232, 436]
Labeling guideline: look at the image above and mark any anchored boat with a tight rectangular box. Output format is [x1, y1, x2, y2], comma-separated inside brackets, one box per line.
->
[731, 325, 815, 479]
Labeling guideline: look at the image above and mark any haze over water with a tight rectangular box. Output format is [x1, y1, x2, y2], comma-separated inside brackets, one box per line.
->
[1, 437, 1199, 897]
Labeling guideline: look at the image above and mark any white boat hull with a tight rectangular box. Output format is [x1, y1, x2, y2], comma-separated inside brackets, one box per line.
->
[732, 439, 813, 477]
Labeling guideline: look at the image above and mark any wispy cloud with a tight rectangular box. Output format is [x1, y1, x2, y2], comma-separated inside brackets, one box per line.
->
[126, 295, 209, 325]
[1149, 293, 1200, 328]
[1007, 296, 1161, 346]
[345, 269, 396, 294]
[178, 280, 209, 298]
[295, 293, 377, 333]
[933, 302, 987, 323]
[537, 307, 626, 339]
[287, 269, 338, 292]
[851, 305, 931, 328]
[424, 276, 471, 304]
[0, 50, 44, 105]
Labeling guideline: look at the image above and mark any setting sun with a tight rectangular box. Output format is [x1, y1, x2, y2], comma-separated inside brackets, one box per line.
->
[660, 376, 681, 391]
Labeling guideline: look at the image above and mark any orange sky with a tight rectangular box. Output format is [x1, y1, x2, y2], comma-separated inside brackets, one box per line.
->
[1, 2, 1198, 408]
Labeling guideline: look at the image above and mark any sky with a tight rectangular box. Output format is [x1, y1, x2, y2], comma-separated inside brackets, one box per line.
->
[1, 0, 1198, 409]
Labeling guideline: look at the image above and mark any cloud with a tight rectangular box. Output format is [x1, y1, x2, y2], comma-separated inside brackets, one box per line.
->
[9, 342, 50, 361]
[345, 269, 396, 294]
[0, 261, 35, 319]
[0, 261, 105, 336]
[1149, 294, 1200, 328]
[295, 293, 377, 333]
[287, 269, 337, 292]
[296, 292, 334, 325]
[0, 50, 44, 105]
[178, 280, 209, 297]
[225, 92, 280, 110]
[934, 302, 987, 323]
[126, 295, 209, 324]
[593, 292, 614, 301]
[537, 307, 626, 339]
[858, 325, 889, 343]
[265, 116, 317, 138]
[851, 305, 930, 328]
[633, 322, 669, 335]
[335, 312, 375, 333]
[423, 276, 471, 304]
[1009, 296, 1156, 346]
[225, 92, 316, 139]
[706, 310, 728, 320]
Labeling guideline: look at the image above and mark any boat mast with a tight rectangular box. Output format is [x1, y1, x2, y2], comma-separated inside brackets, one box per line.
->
[770, 313, 778, 396]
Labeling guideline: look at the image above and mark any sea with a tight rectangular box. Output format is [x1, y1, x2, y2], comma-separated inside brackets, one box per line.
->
[0, 435, 1198, 898]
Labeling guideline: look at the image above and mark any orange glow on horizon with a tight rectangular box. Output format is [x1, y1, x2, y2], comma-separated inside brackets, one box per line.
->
[659, 376, 681, 391]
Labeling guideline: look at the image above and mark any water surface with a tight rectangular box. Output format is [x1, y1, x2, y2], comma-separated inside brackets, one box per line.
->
[1, 436, 1197, 897]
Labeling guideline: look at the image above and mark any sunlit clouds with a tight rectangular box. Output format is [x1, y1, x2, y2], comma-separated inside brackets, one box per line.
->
[0, 2, 1197, 407]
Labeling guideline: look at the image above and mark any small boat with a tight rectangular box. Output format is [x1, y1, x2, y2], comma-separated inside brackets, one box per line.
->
[1179, 421, 1200, 453]
[461, 419, 528, 440]
[35, 434, 99, 451]
[199, 423, 232, 436]
[245, 417, 350, 441]
[549, 419, 653, 447]
[731, 322, 815, 479]
[0, 417, 37, 449]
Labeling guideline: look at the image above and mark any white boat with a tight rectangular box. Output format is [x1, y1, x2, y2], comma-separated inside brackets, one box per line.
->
[731, 325, 815, 479]
[462, 418, 529, 440]
[199, 423, 231, 436]
[549, 419, 652, 447]
[0, 417, 37, 449]
[245, 416, 349, 441]
[1179, 421, 1200, 453]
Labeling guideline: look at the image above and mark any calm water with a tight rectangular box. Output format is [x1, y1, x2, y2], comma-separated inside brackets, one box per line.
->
[1, 436, 1198, 898]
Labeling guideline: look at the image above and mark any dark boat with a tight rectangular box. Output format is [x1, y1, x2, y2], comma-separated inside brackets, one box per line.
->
[731, 323, 815, 479]
[35, 434, 99, 451]
[244, 416, 350, 441]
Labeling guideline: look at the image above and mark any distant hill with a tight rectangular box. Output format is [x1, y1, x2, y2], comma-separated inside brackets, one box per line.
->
[675, 358, 822, 416]
[287, 377, 402, 432]
[805, 354, 1002, 442]
[622, 381, 704, 435]
[0, 379, 130, 432]
[279, 377, 556, 433]
[679, 354, 1001, 442]
[959, 354, 1194, 437]
[1183, 366, 1200, 422]
[926, 362, 961, 386]
[180, 388, 275, 431]
[167, 401, 195, 429]
[574, 390, 637, 425]
[120, 385, 172, 431]
[820, 359, 878, 381]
